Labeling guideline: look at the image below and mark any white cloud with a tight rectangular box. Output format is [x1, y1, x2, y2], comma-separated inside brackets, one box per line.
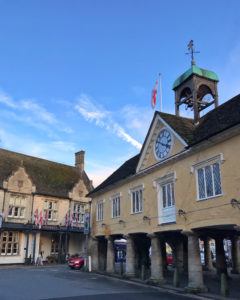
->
[75, 94, 142, 150]
[88, 166, 116, 187]
[121, 105, 153, 139]
[21, 99, 57, 124]
[0, 89, 73, 136]
[0, 128, 76, 163]
[0, 91, 17, 108]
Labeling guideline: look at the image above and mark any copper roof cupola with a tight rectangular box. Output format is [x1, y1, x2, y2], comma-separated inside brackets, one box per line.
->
[173, 40, 219, 124]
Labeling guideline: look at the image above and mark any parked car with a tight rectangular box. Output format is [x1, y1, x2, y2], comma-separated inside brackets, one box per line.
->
[68, 255, 84, 270]
[167, 253, 173, 265]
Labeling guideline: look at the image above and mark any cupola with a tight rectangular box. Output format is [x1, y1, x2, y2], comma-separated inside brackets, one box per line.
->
[173, 41, 219, 124]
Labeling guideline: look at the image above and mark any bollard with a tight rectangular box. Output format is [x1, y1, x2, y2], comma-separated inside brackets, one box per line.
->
[141, 264, 145, 281]
[220, 273, 229, 297]
[173, 267, 180, 287]
[120, 260, 124, 276]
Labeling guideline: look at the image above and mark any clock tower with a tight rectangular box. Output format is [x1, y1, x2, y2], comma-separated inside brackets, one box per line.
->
[173, 41, 219, 124]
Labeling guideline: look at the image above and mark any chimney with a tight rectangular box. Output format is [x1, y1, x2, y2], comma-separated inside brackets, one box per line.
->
[75, 150, 85, 172]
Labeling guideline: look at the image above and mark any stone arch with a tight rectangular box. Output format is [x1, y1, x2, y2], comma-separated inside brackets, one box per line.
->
[179, 86, 193, 108]
[197, 84, 215, 101]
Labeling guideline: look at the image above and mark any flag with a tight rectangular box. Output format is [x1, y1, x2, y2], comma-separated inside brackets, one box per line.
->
[34, 209, 39, 226]
[39, 211, 43, 229]
[8, 205, 13, 216]
[151, 79, 158, 109]
[64, 212, 69, 227]
[43, 210, 48, 225]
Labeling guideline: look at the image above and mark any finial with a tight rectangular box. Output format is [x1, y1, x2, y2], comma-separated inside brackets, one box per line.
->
[186, 40, 200, 66]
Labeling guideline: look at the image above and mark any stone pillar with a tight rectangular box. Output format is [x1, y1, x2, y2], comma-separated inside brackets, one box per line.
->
[148, 234, 164, 283]
[203, 237, 214, 271]
[89, 237, 99, 271]
[106, 236, 115, 273]
[184, 231, 206, 292]
[231, 236, 240, 274]
[183, 238, 188, 273]
[25, 231, 30, 262]
[161, 241, 167, 272]
[175, 240, 184, 273]
[215, 237, 227, 275]
[125, 235, 135, 277]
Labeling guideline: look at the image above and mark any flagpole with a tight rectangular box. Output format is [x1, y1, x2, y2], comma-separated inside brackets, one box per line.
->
[158, 73, 162, 112]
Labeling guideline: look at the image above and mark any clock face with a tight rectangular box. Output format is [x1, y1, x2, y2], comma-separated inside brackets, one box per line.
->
[155, 129, 172, 160]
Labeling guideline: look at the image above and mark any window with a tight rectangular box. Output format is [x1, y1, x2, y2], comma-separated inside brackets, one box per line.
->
[131, 187, 143, 214]
[73, 203, 85, 223]
[162, 182, 175, 208]
[154, 172, 176, 224]
[44, 200, 58, 221]
[112, 194, 120, 218]
[8, 194, 26, 218]
[197, 162, 222, 200]
[0, 231, 19, 256]
[96, 201, 104, 221]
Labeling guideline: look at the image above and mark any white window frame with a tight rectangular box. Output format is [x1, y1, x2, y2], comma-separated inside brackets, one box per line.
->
[96, 200, 104, 221]
[8, 194, 26, 219]
[154, 172, 176, 224]
[130, 185, 144, 214]
[161, 182, 175, 209]
[0, 231, 19, 256]
[192, 154, 224, 201]
[73, 202, 85, 224]
[111, 194, 121, 218]
[44, 200, 58, 221]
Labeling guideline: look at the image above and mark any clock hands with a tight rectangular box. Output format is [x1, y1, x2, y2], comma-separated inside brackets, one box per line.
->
[159, 142, 171, 148]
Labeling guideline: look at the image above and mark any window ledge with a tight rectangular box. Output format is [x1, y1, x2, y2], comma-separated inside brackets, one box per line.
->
[197, 193, 223, 202]
[130, 211, 143, 215]
[158, 221, 176, 226]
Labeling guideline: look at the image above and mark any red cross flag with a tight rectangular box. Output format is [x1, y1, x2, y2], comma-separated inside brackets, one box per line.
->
[151, 79, 158, 109]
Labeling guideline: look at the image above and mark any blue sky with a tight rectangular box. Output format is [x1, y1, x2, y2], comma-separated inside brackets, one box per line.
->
[0, 0, 239, 186]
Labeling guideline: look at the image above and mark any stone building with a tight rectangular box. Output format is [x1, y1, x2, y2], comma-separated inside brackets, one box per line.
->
[88, 62, 240, 292]
[0, 149, 93, 264]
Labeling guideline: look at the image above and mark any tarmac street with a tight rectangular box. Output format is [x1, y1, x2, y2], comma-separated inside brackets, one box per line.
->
[0, 265, 197, 300]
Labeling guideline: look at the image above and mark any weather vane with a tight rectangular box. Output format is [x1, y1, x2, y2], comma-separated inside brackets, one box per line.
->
[186, 40, 200, 66]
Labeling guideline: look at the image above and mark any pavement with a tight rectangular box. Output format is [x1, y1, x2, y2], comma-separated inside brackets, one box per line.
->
[0, 265, 198, 300]
[0, 265, 239, 300]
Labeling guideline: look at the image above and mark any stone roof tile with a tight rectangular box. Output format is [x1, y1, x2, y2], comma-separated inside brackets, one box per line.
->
[0, 148, 93, 198]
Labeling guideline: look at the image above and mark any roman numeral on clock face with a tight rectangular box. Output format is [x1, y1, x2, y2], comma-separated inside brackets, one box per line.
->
[154, 129, 172, 160]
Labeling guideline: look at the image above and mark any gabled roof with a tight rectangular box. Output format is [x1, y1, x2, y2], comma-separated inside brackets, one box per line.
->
[157, 112, 195, 144]
[89, 93, 240, 197]
[0, 148, 93, 198]
[193, 93, 240, 144]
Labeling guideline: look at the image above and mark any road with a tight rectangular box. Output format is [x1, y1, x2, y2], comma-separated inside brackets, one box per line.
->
[0, 265, 197, 300]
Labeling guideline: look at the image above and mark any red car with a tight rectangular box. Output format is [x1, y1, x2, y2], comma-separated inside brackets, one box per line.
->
[68, 255, 85, 269]
[167, 253, 173, 265]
